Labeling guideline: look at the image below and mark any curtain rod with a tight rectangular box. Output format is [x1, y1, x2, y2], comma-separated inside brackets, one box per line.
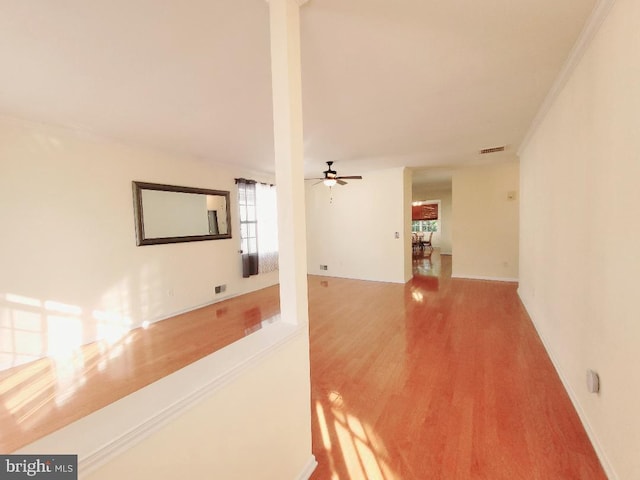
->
[234, 178, 275, 187]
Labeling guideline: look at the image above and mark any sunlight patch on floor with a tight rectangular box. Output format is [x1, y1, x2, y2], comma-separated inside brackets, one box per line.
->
[315, 390, 398, 480]
[1, 293, 139, 430]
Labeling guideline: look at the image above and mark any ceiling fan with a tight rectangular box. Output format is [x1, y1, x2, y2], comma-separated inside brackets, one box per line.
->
[310, 161, 363, 187]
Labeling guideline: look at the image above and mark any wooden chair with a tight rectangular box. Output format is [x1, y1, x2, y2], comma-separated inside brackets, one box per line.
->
[412, 233, 419, 253]
[422, 231, 434, 251]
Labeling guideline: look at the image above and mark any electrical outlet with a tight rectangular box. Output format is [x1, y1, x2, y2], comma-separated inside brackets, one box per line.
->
[320, 265, 328, 271]
[215, 284, 227, 294]
[587, 369, 600, 393]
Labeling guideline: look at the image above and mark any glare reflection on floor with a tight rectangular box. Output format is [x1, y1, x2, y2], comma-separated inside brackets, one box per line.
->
[316, 402, 332, 450]
[412, 248, 441, 277]
[94, 309, 132, 346]
[316, 390, 396, 480]
[1, 292, 138, 428]
[2, 292, 137, 371]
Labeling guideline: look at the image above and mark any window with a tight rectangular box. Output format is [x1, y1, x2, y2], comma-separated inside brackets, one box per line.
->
[238, 181, 257, 256]
[412, 220, 438, 233]
[412, 201, 439, 234]
[236, 179, 278, 277]
[255, 182, 278, 274]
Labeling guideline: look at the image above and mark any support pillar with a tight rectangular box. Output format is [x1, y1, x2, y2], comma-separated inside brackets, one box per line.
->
[268, 0, 309, 325]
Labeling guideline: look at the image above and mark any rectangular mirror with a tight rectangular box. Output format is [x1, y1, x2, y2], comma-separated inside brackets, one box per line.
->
[132, 181, 232, 246]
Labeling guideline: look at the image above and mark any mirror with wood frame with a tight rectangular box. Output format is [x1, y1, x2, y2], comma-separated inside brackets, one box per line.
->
[132, 181, 232, 246]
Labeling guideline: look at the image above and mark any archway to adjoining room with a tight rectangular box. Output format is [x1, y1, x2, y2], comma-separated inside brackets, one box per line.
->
[410, 167, 453, 278]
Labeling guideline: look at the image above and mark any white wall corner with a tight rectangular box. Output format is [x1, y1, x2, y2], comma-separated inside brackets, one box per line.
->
[517, 292, 619, 480]
[518, 0, 617, 155]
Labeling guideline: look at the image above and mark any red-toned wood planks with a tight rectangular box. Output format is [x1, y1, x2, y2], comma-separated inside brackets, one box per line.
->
[0, 286, 280, 452]
[309, 252, 606, 479]
[0, 250, 606, 480]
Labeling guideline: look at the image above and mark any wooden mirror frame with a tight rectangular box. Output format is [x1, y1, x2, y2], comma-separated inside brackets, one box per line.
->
[132, 181, 232, 246]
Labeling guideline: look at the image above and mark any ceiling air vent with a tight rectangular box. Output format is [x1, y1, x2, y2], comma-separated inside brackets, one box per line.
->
[480, 145, 506, 155]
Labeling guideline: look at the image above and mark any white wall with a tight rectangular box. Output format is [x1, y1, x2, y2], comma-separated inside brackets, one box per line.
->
[452, 162, 519, 280]
[402, 168, 413, 281]
[2, 115, 314, 479]
[412, 187, 452, 255]
[0, 115, 278, 370]
[84, 332, 312, 480]
[306, 167, 410, 283]
[518, 1, 640, 478]
[15, 322, 313, 479]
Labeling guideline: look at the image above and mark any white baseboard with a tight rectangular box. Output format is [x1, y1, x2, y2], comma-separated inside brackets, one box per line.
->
[451, 274, 518, 283]
[517, 289, 618, 480]
[296, 455, 318, 480]
[143, 289, 262, 329]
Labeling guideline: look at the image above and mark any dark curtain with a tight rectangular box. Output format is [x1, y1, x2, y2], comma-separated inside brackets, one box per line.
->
[241, 252, 259, 278]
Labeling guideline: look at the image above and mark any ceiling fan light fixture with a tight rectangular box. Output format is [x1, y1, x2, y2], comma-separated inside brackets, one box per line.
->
[323, 178, 337, 187]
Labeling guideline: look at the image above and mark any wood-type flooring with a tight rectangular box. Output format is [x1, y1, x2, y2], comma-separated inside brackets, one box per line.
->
[0, 249, 607, 479]
[309, 251, 606, 479]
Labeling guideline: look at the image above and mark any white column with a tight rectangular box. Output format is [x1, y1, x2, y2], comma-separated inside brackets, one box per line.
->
[269, 0, 309, 325]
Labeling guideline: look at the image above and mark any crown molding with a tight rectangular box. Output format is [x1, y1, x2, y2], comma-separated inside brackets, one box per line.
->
[518, 0, 617, 156]
[264, 0, 311, 5]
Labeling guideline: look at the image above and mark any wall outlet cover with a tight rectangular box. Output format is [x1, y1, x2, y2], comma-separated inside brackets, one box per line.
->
[587, 369, 600, 393]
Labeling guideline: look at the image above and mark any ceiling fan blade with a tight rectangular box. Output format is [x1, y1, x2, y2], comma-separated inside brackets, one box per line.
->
[336, 179, 347, 185]
[336, 175, 363, 180]
[312, 180, 324, 186]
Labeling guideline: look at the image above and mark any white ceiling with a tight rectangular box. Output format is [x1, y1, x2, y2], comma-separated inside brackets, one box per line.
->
[0, 0, 596, 182]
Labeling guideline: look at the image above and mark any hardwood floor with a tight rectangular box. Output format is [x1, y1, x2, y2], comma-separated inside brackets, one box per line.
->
[308, 251, 606, 479]
[0, 286, 280, 452]
[1, 249, 606, 479]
